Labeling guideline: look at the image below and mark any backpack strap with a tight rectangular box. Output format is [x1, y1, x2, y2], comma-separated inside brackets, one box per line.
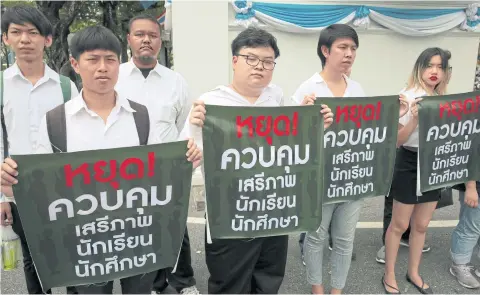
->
[59, 75, 71, 102]
[127, 99, 150, 145]
[1, 71, 8, 159]
[45, 75, 71, 153]
[46, 104, 67, 153]
[0, 71, 3, 106]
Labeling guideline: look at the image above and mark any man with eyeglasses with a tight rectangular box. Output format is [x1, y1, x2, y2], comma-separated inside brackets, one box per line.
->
[180, 26, 333, 294]
[184, 27, 285, 294]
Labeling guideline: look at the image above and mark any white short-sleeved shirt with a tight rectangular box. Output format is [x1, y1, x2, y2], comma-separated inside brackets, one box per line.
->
[1, 63, 79, 203]
[116, 60, 192, 144]
[1, 63, 79, 161]
[291, 72, 366, 104]
[180, 84, 284, 151]
[398, 87, 427, 148]
[33, 91, 160, 155]
[178, 84, 284, 244]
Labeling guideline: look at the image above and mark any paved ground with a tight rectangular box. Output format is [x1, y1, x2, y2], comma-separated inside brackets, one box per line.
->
[2, 190, 479, 294]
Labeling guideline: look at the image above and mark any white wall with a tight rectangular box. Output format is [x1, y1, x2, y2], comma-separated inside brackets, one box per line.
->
[172, 0, 479, 186]
[171, 0, 230, 100]
[172, 1, 479, 101]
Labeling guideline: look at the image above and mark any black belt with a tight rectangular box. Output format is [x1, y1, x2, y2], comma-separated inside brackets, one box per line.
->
[402, 146, 418, 152]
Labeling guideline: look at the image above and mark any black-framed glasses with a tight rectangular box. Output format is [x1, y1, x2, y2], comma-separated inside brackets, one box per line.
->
[237, 54, 276, 70]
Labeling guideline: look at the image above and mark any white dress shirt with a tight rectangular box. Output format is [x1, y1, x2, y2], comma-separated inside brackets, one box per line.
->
[398, 87, 427, 148]
[116, 60, 192, 143]
[180, 84, 284, 151]
[179, 83, 284, 244]
[292, 72, 370, 199]
[292, 72, 366, 104]
[33, 91, 160, 154]
[1, 63, 79, 202]
[1, 63, 79, 161]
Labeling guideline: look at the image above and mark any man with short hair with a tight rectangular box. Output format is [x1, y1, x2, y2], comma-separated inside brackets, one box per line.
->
[1, 24, 202, 294]
[291, 24, 408, 294]
[0, 5, 79, 294]
[292, 24, 366, 295]
[115, 14, 199, 295]
[182, 26, 334, 294]
[298, 66, 354, 267]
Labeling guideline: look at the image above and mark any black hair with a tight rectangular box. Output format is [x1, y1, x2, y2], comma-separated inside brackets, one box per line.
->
[70, 25, 122, 60]
[1, 5, 53, 37]
[407, 47, 451, 95]
[231, 27, 280, 58]
[413, 47, 451, 73]
[128, 14, 161, 33]
[317, 24, 359, 67]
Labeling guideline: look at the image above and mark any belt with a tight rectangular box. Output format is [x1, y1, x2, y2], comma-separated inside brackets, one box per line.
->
[402, 145, 418, 152]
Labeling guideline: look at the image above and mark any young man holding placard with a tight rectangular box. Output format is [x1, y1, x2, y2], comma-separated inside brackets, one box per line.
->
[291, 24, 408, 295]
[181, 27, 334, 294]
[1, 25, 202, 294]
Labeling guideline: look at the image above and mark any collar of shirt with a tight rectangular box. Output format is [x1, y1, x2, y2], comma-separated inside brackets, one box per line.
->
[66, 90, 136, 116]
[3, 62, 61, 83]
[308, 72, 363, 98]
[124, 59, 169, 78]
[311, 72, 351, 87]
[400, 87, 428, 100]
[208, 84, 283, 106]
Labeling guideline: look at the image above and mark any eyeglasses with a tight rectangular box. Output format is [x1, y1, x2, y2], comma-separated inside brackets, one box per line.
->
[237, 54, 276, 70]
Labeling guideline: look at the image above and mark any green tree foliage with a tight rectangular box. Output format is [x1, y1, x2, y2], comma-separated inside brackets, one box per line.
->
[1, 1, 167, 83]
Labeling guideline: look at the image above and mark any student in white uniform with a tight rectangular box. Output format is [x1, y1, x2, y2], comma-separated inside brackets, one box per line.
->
[0, 25, 202, 294]
[291, 24, 408, 295]
[115, 14, 198, 295]
[0, 5, 79, 294]
[297, 66, 354, 266]
[181, 27, 333, 294]
[383, 47, 452, 294]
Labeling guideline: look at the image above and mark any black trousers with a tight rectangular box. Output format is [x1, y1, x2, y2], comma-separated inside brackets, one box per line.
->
[11, 203, 79, 294]
[205, 232, 288, 294]
[73, 271, 156, 294]
[152, 227, 196, 292]
[382, 195, 410, 245]
[11, 203, 51, 294]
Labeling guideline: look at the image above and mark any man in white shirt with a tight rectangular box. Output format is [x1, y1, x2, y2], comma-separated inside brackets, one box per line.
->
[0, 5, 79, 294]
[1, 25, 201, 294]
[182, 27, 333, 294]
[297, 67, 355, 266]
[292, 24, 408, 295]
[115, 14, 199, 295]
[291, 24, 366, 295]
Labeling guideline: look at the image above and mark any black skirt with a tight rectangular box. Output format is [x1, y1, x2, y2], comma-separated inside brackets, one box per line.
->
[389, 147, 441, 204]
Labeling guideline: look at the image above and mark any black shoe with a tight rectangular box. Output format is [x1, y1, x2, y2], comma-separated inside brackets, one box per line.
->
[406, 274, 433, 294]
[382, 275, 401, 294]
[400, 239, 431, 252]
